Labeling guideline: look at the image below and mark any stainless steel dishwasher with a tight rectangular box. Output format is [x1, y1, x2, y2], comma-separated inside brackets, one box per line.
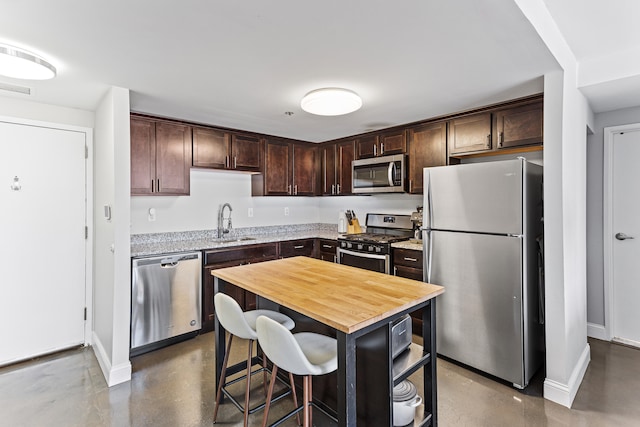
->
[131, 251, 202, 355]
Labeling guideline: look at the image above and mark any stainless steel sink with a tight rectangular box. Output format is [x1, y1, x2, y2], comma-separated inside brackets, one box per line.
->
[212, 237, 256, 244]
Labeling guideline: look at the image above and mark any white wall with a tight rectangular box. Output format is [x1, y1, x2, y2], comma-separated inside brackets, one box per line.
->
[92, 86, 132, 386]
[0, 96, 93, 128]
[130, 168, 424, 234]
[515, 0, 593, 408]
[586, 106, 640, 330]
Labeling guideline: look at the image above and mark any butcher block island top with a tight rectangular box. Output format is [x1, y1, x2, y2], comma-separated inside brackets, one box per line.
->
[211, 256, 444, 334]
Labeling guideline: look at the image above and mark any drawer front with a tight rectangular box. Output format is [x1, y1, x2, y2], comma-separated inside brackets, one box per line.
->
[393, 264, 423, 281]
[204, 243, 278, 266]
[280, 239, 315, 258]
[393, 248, 423, 268]
[318, 239, 337, 253]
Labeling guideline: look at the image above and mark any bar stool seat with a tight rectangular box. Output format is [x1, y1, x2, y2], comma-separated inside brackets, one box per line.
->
[213, 293, 297, 427]
[256, 315, 338, 427]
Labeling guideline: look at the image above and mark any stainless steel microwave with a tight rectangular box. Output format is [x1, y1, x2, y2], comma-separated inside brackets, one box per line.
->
[352, 154, 405, 194]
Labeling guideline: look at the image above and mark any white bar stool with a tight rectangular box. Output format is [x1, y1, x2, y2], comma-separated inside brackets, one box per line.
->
[213, 293, 298, 427]
[256, 315, 338, 427]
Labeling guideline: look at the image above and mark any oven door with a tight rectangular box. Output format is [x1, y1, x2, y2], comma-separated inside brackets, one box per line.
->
[337, 247, 390, 274]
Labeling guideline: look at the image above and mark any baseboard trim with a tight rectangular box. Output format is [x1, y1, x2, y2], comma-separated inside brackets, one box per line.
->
[92, 332, 131, 387]
[587, 323, 609, 341]
[543, 343, 590, 408]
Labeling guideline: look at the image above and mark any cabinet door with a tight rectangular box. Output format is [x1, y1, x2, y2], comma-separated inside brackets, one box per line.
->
[231, 133, 262, 172]
[321, 144, 337, 195]
[155, 121, 192, 195]
[337, 140, 355, 195]
[448, 112, 492, 155]
[280, 239, 315, 258]
[356, 134, 379, 159]
[378, 129, 406, 156]
[130, 117, 156, 195]
[192, 127, 230, 169]
[264, 139, 291, 195]
[292, 143, 317, 196]
[493, 101, 543, 149]
[407, 121, 447, 194]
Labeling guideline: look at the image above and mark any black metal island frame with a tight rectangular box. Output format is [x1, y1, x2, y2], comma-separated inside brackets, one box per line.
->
[211, 256, 444, 426]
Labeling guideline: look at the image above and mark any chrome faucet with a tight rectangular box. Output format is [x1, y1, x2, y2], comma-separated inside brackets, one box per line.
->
[217, 203, 233, 238]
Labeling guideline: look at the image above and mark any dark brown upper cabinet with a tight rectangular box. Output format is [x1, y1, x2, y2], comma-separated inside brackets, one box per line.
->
[321, 143, 337, 196]
[356, 129, 406, 159]
[321, 139, 355, 196]
[448, 112, 492, 156]
[130, 116, 191, 195]
[493, 100, 543, 149]
[252, 139, 319, 196]
[192, 127, 262, 172]
[407, 121, 447, 194]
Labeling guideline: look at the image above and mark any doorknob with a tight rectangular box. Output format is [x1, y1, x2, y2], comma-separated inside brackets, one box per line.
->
[615, 232, 635, 241]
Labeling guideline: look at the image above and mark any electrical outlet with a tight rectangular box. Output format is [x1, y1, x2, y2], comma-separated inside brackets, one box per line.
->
[148, 208, 156, 222]
[284, 207, 290, 216]
[248, 208, 254, 218]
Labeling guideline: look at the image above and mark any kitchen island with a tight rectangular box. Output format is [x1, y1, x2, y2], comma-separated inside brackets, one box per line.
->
[212, 256, 444, 426]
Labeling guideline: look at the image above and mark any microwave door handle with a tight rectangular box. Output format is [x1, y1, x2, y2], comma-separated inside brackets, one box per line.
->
[388, 162, 395, 186]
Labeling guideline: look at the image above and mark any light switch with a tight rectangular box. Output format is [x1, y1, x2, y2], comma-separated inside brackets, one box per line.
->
[148, 208, 156, 222]
[104, 205, 111, 220]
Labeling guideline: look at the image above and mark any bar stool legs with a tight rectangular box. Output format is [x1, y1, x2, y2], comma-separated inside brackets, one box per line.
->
[212, 334, 233, 424]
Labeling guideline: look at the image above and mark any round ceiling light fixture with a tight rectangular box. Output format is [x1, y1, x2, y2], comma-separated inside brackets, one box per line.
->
[300, 88, 362, 116]
[0, 44, 56, 80]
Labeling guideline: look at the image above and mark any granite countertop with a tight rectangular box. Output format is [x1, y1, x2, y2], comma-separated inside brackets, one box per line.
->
[391, 239, 424, 251]
[131, 223, 342, 257]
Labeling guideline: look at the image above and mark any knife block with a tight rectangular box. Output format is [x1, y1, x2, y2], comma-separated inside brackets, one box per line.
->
[347, 219, 362, 234]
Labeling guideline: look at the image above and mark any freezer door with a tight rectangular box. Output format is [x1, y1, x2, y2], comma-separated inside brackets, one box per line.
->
[426, 230, 525, 386]
[424, 159, 523, 234]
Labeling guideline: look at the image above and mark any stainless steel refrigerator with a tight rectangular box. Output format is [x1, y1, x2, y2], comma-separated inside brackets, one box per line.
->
[422, 158, 544, 388]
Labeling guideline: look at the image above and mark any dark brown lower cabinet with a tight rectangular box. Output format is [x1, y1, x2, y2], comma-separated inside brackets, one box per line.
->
[316, 239, 337, 262]
[279, 239, 315, 258]
[201, 243, 278, 333]
[393, 248, 425, 332]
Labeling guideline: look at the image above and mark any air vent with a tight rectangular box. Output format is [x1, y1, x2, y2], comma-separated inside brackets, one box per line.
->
[0, 82, 31, 95]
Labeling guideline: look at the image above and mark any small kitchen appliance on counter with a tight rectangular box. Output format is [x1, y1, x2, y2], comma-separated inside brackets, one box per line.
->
[337, 213, 413, 274]
[410, 207, 423, 241]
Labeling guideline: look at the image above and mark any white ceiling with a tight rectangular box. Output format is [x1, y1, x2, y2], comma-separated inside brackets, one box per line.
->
[0, 1, 637, 141]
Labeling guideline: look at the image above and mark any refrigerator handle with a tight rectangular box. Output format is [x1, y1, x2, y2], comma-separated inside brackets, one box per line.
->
[423, 229, 432, 283]
[425, 170, 433, 229]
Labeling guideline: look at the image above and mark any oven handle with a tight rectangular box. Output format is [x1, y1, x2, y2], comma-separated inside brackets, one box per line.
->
[337, 247, 388, 261]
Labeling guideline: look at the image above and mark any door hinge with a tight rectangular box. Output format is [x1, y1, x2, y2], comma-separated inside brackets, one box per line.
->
[85, 145, 88, 159]
[85, 226, 88, 239]
[84, 307, 87, 321]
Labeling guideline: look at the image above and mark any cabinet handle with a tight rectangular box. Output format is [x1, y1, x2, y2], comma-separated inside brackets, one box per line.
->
[404, 257, 418, 262]
[486, 134, 491, 148]
[294, 245, 304, 249]
[322, 244, 333, 249]
[499, 132, 504, 148]
[225, 155, 229, 168]
[233, 156, 237, 168]
[288, 184, 292, 195]
[380, 142, 384, 155]
[151, 179, 154, 193]
[409, 179, 412, 193]
[373, 144, 377, 157]
[294, 184, 298, 195]
[156, 179, 160, 192]
[331, 184, 335, 195]
[336, 183, 340, 194]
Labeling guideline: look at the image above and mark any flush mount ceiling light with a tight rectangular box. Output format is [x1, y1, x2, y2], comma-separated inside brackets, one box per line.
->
[300, 88, 362, 116]
[0, 44, 56, 80]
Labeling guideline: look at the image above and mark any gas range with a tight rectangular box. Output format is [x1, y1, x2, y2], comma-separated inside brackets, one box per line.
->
[337, 214, 413, 272]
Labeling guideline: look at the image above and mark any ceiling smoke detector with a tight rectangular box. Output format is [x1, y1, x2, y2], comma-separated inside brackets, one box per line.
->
[300, 88, 362, 116]
[0, 44, 56, 80]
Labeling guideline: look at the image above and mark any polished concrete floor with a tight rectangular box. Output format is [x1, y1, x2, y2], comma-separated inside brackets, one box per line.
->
[1, 334, 639, 426]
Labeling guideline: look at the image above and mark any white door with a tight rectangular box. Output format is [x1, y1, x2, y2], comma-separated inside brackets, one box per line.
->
[0, 120, 87, 365]
[608, 128, 640, 347]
